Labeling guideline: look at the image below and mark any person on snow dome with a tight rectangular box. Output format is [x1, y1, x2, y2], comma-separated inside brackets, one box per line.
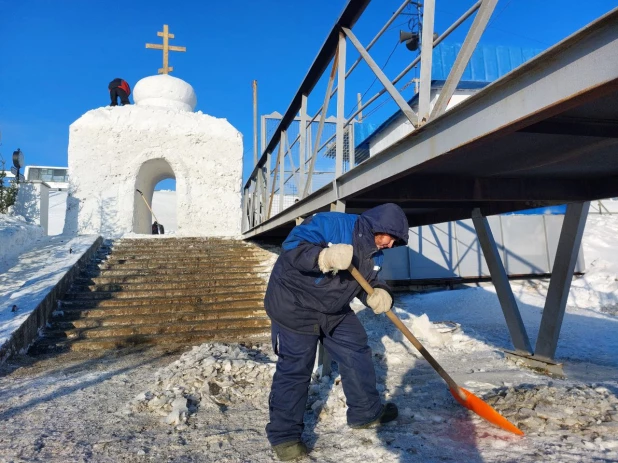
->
[108, 78, 131, 106]
[264, 203, 409, 461]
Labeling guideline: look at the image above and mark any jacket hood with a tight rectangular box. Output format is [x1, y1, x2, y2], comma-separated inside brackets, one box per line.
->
[359, 203, 409, 246]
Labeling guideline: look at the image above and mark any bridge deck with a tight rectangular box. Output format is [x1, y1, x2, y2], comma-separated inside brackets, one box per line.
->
[244, 8, 618, 239]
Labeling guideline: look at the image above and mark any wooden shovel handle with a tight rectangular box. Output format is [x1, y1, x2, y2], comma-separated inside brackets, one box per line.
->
[136, 189, 159, 224]
[348, 265, 465, 400]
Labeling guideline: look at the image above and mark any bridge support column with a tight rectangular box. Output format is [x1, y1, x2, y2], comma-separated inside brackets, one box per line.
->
[534, 201, 589, 361]
[472, 208, 533, 355]
[473, 203, 589, 376]
[330, 199, 346, 212]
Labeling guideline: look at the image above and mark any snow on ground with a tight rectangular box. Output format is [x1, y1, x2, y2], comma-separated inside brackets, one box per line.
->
[0, 215, 618, 462]
[0, 234, 99, 354]
[0, 214, 45, 274]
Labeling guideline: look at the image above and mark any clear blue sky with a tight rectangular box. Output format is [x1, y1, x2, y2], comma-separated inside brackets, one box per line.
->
[1, 0, 616, 189]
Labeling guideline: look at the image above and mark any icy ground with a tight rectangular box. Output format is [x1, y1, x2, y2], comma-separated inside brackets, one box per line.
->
[0, 215, 617, 462]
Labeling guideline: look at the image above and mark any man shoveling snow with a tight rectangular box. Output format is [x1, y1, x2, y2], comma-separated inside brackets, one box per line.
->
[263, 203, 409, 461]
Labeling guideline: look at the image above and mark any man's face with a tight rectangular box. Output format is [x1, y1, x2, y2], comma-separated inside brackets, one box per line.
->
[374, 233, 396, 250]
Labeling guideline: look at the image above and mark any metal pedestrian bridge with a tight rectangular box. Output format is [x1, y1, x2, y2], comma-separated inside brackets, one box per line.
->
[241, 0, 618, 373]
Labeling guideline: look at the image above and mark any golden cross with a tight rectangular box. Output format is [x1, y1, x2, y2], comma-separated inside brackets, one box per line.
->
[145, 24, 186, 74]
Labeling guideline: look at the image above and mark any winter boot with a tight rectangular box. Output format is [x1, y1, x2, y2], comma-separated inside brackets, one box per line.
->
[350, 402, 398, 429]
[272, 441, 308, 461]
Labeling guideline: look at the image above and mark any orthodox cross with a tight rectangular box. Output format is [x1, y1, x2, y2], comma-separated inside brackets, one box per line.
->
[145, 24, 186, 74]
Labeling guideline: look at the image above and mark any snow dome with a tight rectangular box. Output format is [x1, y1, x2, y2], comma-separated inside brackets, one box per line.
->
[133, 74, 197, 112]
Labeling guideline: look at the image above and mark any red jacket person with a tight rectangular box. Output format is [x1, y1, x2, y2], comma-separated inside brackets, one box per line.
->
[108, 78, 131, 106]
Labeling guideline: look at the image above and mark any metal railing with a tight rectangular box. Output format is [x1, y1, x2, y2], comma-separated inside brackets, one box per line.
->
[242, 0, 498, 233]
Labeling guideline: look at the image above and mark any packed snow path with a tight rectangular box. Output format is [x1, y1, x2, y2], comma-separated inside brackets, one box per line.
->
[0, 293, 616, 462]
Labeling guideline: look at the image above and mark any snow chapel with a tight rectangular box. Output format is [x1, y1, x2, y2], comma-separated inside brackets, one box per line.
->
[64, 73, 243, 238]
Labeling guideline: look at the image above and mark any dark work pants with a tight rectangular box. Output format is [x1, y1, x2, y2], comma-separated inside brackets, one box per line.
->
[265, 312, 382, 446]
[110, 88, 130, 106]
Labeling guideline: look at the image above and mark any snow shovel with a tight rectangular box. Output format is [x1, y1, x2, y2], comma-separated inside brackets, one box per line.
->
[136, 189, 164, 234]
[348, 265, 524, 436]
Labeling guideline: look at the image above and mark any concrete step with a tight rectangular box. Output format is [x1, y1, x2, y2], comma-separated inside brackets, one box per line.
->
[30, 237, 273, 356]
[55, 298, 265, 318]
[70, 278, 266, 293]
[51, 308, 268, 330]
[82, 272, 267, 284]
[100, 256, 267, 266]
[64, 285, 267, 300]
[111, 240, 262, 250]
[99, 244, 270, 254]
[96, 261, 270, 271]
[46, 316, 271, 340]
[30, 327, 271, 353]
[86, 266, 271, 277]
[59, 293, 266, 308]
[101, 252, 271, 261]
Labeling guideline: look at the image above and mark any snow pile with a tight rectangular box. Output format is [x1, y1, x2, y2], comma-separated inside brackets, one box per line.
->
[129, 343, 277, 428]
[487, 383, 618, 449]
[409, 313, 447, 348]
[0, 213, 44, 273]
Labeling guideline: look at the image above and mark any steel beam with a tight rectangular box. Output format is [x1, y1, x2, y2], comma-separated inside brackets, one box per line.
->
[519, 117, 618, 138]
[348, 123, 355, 169]
[472, 209, 533, 354]
[260, 115, 267, 156]
[253, 80, 259, 167]
[279, 131, 286, 214]
[241, 188, 249, 233]
[331, 198, 346, 212]
[243, 9, 618, 238]
[430, 0, 497, 120]
[418, 0, 436, 124]
[354, 175, 618, 203]
[336, 31, 347, 178]
[299, 94, 308, 194]
[303, 48, 339, 198]
[534, 201, 590, 361]
[342, 27, 418, 126]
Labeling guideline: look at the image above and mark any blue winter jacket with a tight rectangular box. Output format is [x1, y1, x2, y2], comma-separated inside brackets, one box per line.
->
[264, 203, 409, 335]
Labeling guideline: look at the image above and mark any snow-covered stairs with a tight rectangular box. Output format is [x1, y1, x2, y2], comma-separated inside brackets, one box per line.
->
[31, 238, 273, 353]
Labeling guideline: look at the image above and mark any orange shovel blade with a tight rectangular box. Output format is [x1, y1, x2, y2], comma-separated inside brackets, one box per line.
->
[450, 387, 524, 436]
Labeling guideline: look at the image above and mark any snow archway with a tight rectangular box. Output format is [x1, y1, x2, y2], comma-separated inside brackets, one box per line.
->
[133, 159, 175, 234]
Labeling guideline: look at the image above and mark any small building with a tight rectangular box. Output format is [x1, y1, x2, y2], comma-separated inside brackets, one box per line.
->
[24, 166, 69, 191]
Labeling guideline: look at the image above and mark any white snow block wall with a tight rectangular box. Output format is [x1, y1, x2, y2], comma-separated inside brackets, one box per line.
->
[65, 74, 243, 238]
